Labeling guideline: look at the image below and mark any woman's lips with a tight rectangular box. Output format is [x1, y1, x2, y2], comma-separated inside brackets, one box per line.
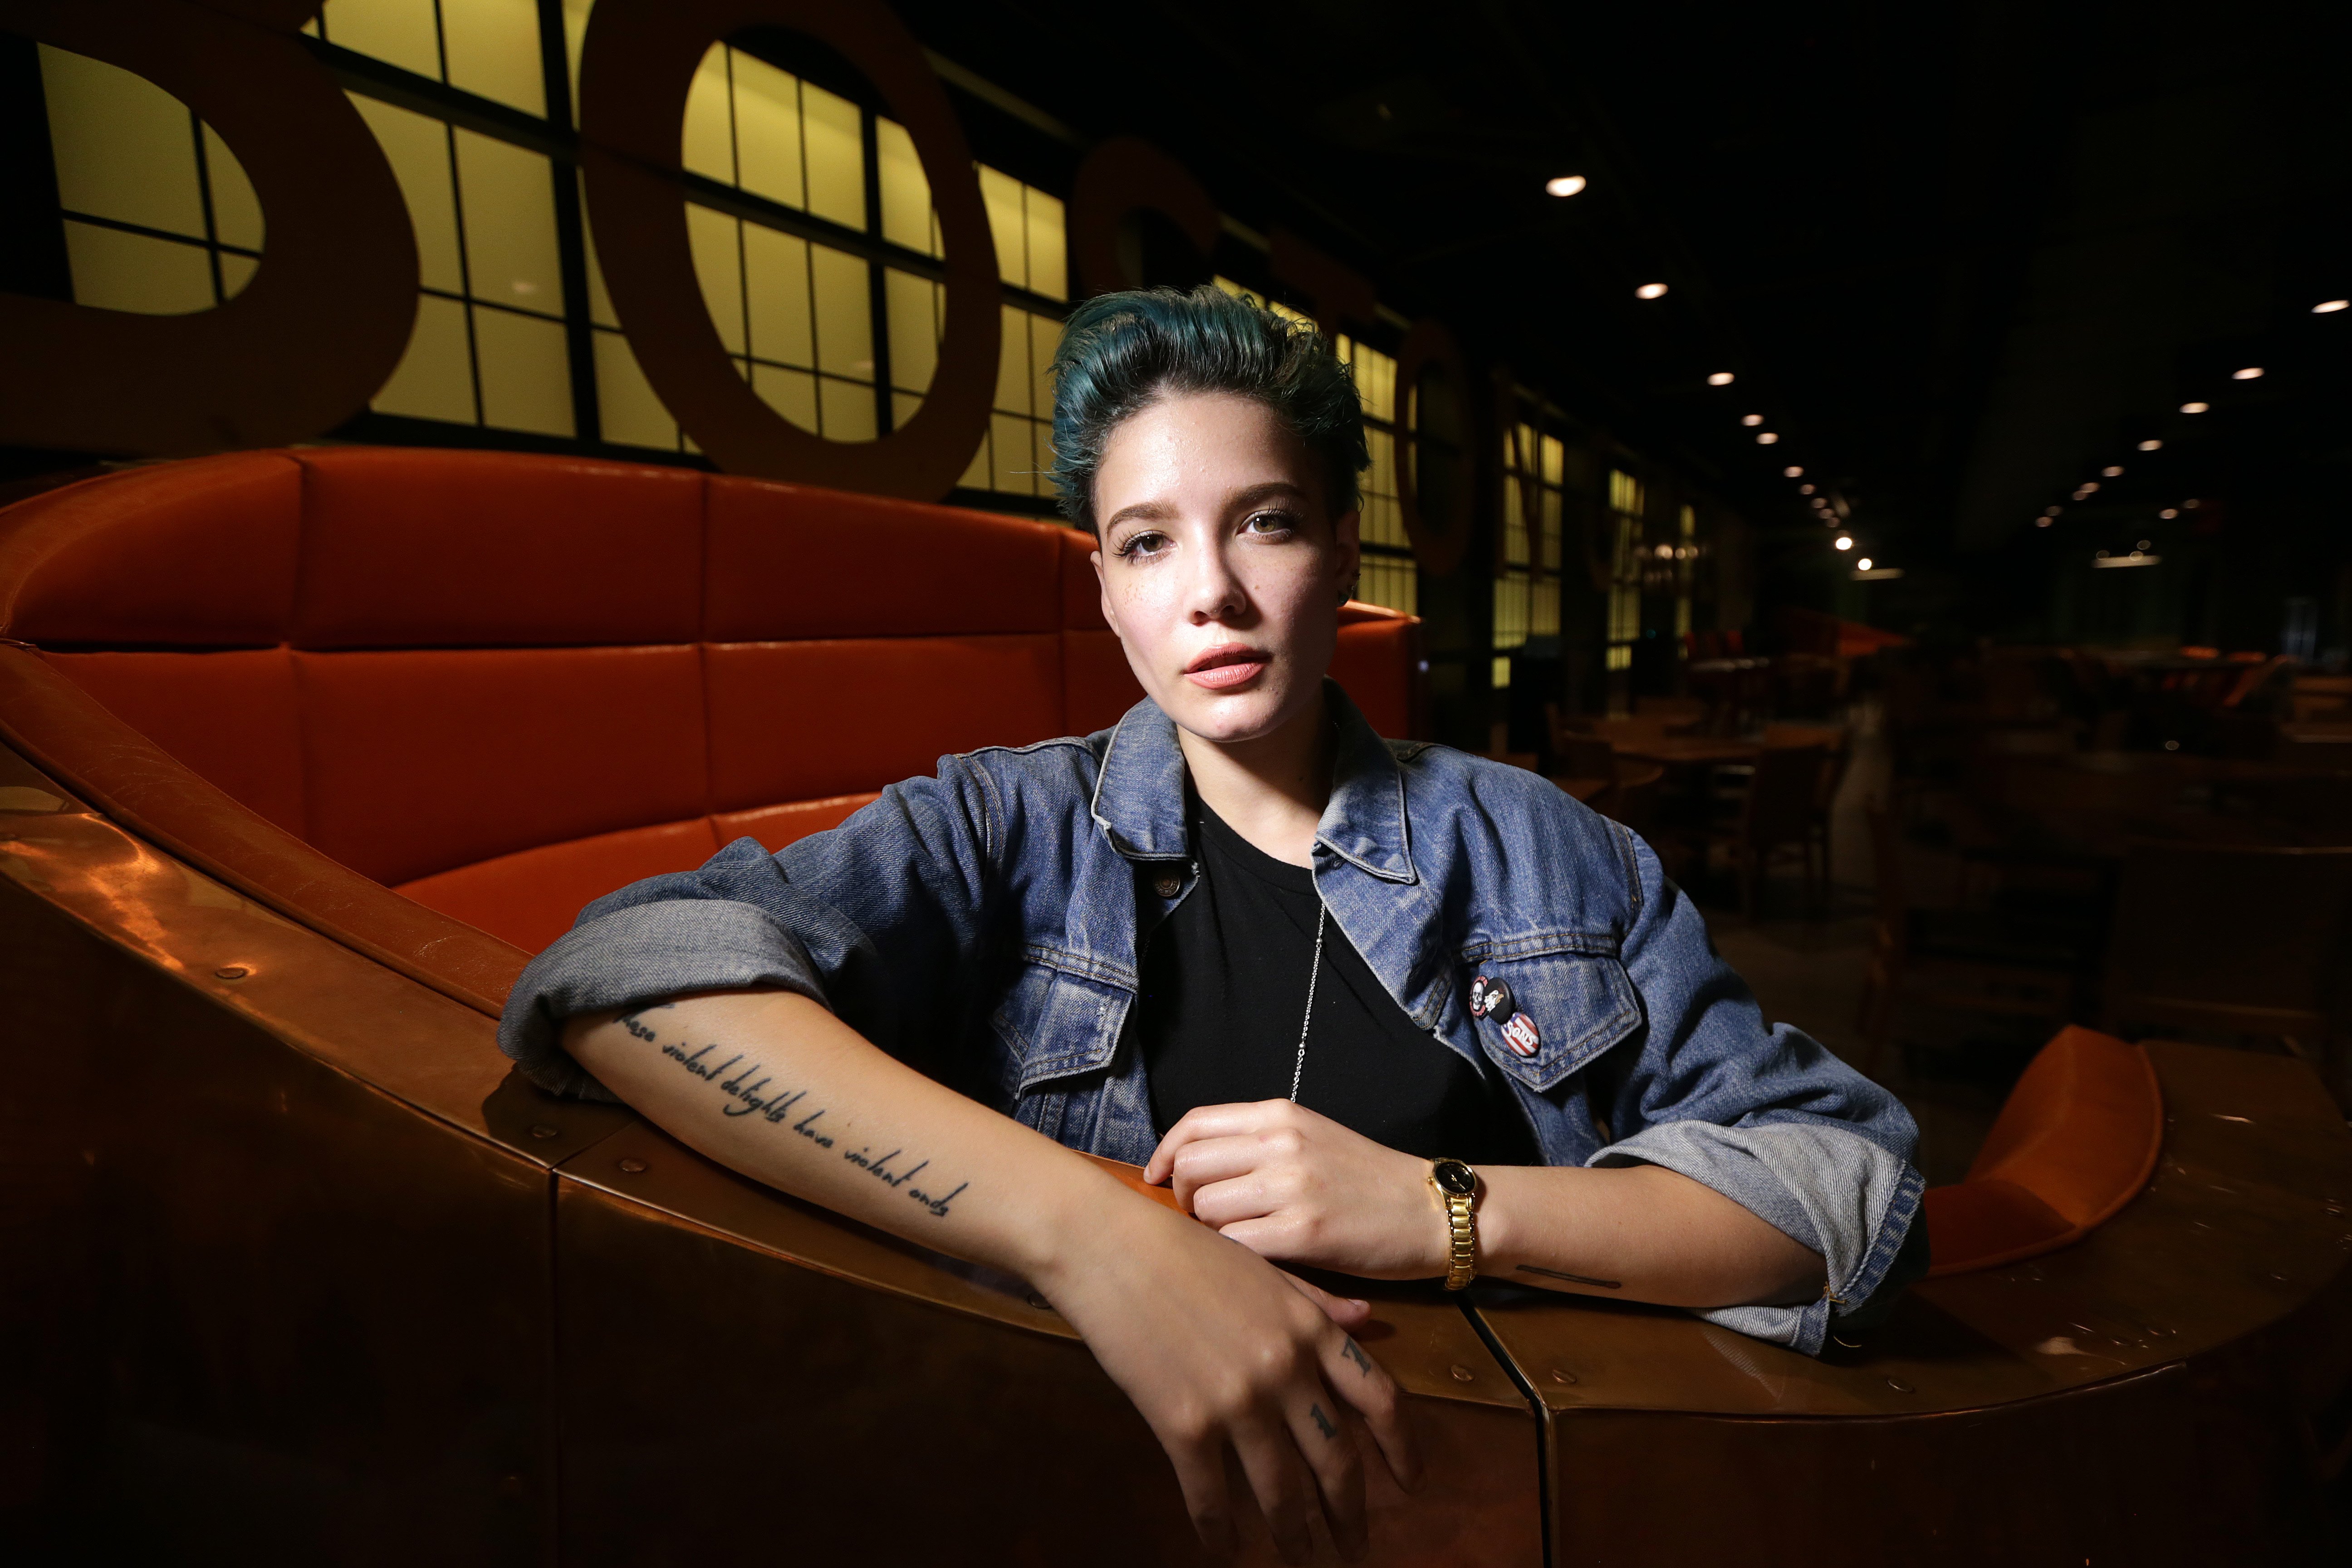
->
[1184, 645, 1270, 690]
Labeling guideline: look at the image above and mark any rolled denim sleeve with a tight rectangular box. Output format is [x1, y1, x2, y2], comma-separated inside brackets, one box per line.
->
[495, 753, 1004, 1100]
[1589, 1116, 1927, 1352]
[1601, 828, 1927, 1353]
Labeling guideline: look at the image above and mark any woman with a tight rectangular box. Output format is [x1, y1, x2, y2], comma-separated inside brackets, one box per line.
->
[500, 285, 1924, 1563]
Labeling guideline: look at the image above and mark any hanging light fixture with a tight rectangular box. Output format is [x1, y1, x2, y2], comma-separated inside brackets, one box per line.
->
[1706, 371, 1735, 386]
[1635, 282, 1668, 300]
[1545, 174, 1588, 198]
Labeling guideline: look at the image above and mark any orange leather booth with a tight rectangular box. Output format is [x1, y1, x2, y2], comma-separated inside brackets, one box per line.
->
[1, 449, 2345, 1566]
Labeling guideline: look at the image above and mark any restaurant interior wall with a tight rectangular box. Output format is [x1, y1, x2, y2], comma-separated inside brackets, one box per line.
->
[0, 0, 1760, 752]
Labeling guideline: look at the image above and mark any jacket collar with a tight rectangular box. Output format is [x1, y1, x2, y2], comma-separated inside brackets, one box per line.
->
[1089, 681, 1417, 884]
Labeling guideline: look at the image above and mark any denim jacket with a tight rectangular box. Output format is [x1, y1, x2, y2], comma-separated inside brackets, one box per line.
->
[501, 685, 1926, 1353]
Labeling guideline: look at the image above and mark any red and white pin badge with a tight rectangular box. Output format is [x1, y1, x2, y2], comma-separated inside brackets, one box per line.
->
[1500, 1011, 1541, 1058]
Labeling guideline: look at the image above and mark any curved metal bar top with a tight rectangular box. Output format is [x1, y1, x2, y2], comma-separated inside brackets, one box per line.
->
[7, 732, 2350, 1565]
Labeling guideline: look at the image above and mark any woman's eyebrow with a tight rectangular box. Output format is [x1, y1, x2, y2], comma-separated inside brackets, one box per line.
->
[1102, 500, 1177, 532]
[1226, 481, 1311, 511]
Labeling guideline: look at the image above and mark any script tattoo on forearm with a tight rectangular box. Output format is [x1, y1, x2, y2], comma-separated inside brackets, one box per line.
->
[618, 1010, 968, 1220]
[1517, 1264, 1622, 1290]
[1341, 1338, 1375, 1377]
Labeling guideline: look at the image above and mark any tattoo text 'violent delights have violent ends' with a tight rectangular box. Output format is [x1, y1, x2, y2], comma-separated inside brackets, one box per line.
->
[621, 1010, 968, 1219]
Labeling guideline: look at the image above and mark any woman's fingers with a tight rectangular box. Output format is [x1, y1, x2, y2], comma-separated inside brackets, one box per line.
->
[1160, 1427, 1240, 1559]
[1276, 1269, 1372, 1329]
[1169, 1136, 1277, 1213]
[1144, 1099, 1298, 1183]
[1230, 1418, 1318, 1566]
[1320, 1329, 1422, 1495]
[1287, 1391, 1370, 1562]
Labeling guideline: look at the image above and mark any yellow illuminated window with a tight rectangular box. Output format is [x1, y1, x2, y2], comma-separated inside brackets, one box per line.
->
[39, 46, 264, 314]
[1607, 469, 1646, 671]
[348, 92, 573, 435]
[1499, 412, 1563, 652]
[316, 0, 548, 118]
[1332, 332, 1412, 615]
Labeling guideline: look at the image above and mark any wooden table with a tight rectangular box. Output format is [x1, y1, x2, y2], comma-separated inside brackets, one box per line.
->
[1613, 735, 1763, 767]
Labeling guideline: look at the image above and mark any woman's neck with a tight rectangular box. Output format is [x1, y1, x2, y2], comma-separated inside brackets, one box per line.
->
[1178, 694, 1335, 869]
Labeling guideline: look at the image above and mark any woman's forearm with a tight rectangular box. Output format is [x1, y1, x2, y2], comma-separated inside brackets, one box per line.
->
[1477, 1162, 1823, 1309]
[562, 990, 1136, 1290]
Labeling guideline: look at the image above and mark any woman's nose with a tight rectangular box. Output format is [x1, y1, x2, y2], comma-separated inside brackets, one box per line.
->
[1185, 546, 1247, 623]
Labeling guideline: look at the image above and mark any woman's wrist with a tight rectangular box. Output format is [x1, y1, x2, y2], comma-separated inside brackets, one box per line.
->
[1020, 1167, 1193, 1299]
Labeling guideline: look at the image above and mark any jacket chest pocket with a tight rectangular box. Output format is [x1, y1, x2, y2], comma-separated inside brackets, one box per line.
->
[1464, 947, 1642, 1092]
[990, 954, 1132, 1093]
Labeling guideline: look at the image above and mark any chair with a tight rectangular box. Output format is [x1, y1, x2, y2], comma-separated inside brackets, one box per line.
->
[1922, 1025, 2164, 1275]
[2100, 842, 2352, 1060]
[1857, 799, 2085, 1073]
[1703, 742, 1826, 919]
[1762, 722, 1851, 884]
[1598, 759, 1666, 842]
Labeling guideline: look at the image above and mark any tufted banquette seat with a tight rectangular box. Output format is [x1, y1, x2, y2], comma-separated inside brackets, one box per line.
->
[0, 446, 1425, 973]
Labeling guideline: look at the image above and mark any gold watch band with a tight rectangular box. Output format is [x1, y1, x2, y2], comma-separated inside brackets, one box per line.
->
[1431, 1158, 1479, 1290]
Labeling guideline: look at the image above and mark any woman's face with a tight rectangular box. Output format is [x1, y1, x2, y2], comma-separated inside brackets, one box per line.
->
[1091, 391, 1360, 747]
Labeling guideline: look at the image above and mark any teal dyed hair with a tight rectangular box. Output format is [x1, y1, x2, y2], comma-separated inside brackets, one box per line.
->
[1046, 284, 1368, 533]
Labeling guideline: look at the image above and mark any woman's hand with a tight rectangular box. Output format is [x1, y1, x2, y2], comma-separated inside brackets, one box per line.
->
[1034, 1196, 1421, 1563]
[1144, 1100, 1446, 1279]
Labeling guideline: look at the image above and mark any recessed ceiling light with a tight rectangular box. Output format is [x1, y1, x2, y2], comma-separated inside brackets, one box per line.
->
[1635, 282, 1668, 299]
[1706, 371, 1735, 386]
[2046, 505, 2063, 516]
[2035, 517, 2053, 528]
[2137, 439, 2162, 451]
[1740, 414, 1763, 426]
[1856, 557, 1873, 571]
[1834, 535, 1853, 551]
[2136, 539, 2152, 550]
[2159, 508, 2178, 519]
[1545, 175, 1588, 198]
[2183, 498, 2201, 509]
[2180, 401, 2209, 413]
[2231, 366, 2263, 380]
[2315, 299, 2348, 314]
[2102, 466, 2124, 477]
[1799, 483, 1816, 495]
[1757, 432, 1779, 444]
[2073, 483, 2099, 498]
[1783, 466, 1804, 478]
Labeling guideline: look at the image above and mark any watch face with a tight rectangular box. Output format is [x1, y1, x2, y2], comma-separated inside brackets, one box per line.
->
[1433, 1159, 1477, 1196]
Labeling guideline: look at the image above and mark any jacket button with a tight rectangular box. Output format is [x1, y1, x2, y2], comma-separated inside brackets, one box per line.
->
[1153, 873, 1182, 898]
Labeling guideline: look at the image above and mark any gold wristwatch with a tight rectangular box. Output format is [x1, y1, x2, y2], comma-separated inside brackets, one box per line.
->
[1429, 1157, 1479, 1290]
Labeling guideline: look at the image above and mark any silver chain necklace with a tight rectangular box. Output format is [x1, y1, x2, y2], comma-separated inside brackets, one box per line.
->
[1288, 904, 1328, 1102]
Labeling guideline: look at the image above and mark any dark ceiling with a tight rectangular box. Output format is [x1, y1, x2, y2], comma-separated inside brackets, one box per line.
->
[902, 0, 2352, 631]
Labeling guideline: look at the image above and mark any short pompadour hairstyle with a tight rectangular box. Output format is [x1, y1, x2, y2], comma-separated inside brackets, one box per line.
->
[1046, 284, 1369, 534]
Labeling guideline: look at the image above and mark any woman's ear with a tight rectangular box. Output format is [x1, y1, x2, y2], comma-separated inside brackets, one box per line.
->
[1090, 545, 1123, 644]
[1332, 507, 1362, 606]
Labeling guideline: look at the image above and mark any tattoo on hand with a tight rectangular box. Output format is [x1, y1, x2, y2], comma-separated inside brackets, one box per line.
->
[1308, 1403, 1338, 1440]
[1342, 1338, 1375, 1377]
[1517, 1264, 1622, 1290]
[622, 1010, 968, 1219]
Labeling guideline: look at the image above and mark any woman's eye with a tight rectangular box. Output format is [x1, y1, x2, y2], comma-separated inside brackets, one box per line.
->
[1244, 510, 1300, 536]
[1116, 530, 1169, 559]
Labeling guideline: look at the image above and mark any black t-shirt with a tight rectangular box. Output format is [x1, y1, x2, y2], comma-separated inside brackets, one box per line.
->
[1137, 798, 1540, 1166]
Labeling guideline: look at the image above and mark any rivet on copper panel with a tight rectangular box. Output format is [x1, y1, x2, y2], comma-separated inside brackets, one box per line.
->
[1548, 1368, 1578, 1385]
[213, 965, 250, 980]
[1449, 1364, 1475, 1383]
[529, 1124, 559, 1140]
[617, 1158, 648, 1174]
